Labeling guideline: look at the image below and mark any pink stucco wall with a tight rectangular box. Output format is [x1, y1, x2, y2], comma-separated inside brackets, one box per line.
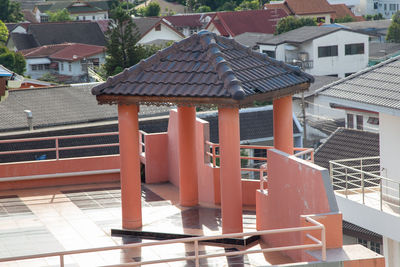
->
[167, 110, 180, 187]
[144, 133, 169, 183]
[0, 155, 120, 190]
[256, 149, 340, 261]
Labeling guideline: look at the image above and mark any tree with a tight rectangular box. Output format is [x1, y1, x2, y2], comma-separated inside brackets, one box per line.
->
[0, 0, 23, 23]
[235, 0, 259, 11]
[218, 1, 237, 11]
[334, 14, 355, 23]
[105, 7, 143, 76]
[196, 5, 212, 12]
[0, 46, 26, 74]
[144, 2, 161, 16]
[275, 16, 316, 35]
[387, 11, 400, 42]
[0, 20, 8, 44]
[48, 9, 72, 22]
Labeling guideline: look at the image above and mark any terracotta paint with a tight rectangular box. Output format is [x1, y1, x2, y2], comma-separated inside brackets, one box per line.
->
[144, 133, 169, 183]
[178, 106, 198, 206]
[218, 107, 243, 234]
[167, 110, 180, 187]
[118, 104, 142, 229]
[273, 95, 294, 154]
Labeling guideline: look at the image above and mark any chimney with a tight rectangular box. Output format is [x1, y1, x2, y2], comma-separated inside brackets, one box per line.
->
[24, 110, 33, 131]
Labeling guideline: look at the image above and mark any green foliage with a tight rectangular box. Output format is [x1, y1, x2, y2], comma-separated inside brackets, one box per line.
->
[39, 73, 59, 83]
[48, 9, 72, 22]
[0, 46, 25, 74]
[334, 14, 355, 23]
[0, 20, 8, 44]
[218, 1, 237, 11]
[275, 16, 317, 35]
[235, 0, 259, 10]
[196, 5, 212, 12]
[387, 11, 400, 42]
[144, 2, 161, 16]
[0, 0, 23, 23]
[364, 13, 384, 21]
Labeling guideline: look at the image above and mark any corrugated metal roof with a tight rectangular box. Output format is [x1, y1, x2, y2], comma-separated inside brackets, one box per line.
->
[317, 56, 400, 114]
[92, 31, 313, 105]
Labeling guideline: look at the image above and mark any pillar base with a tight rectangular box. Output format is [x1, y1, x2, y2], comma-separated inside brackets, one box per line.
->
[122, 219, 142, 230]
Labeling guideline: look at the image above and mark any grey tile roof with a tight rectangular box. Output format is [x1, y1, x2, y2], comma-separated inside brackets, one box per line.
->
[343, 220, 382, 242]
[132, 17, 161, 37]
[317, 55, 400, 114]
[314, 127, 379, 169]
[369, 42, 400, 59]
[294, 75, 340, 98]
[0, 83, 171, 133]
[9, 33, 39, 51]
[257, 26, 341, 45]
[28, 22, 107, 47]
[92, 31, 313, 105]
[233, 32, 274, 49]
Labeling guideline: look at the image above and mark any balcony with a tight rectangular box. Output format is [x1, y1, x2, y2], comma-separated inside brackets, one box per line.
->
[286, 59, 314, 70]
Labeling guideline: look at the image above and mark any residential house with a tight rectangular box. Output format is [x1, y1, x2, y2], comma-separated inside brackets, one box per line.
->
[21, 43, 106, 82]
[358, 0, 400, 19]
[205, 9, 287, 38]
[264, 0, 335, 23]
[135, 0, 187, 16]
[316, 55, 400, 266]
[258, 26, 369, 78]
[132, 17, 185, 45]
[6, 21, 107, 52]
[164, 14, 212, 37]
[330, 3, 365, 21]
[33, 0, 111, 23]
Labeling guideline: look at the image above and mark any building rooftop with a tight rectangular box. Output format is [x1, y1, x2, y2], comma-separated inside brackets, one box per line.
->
[0, 83, 171, 133]
[314, 127, 379, 169]
[132, 17, 184, 39]
[93, 31, 313, 107]
[257, 26, 347, 45]
[207, 9, 287, 37]
[21, 43, 106, 62]
[233, 32, 274, 49]
[369, 42, 400, 60]
[317, 55, 400, 115]
[164, 14, 203, 28]
[265, 0, 335, 15]
[331, 3, 363, 21]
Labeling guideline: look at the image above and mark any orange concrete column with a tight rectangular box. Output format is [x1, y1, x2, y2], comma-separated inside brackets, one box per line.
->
[273, 95, 294, 155]
[218, 107, 243, 234]
[118, 104, 142, 229]
[178, 106, 198, 206]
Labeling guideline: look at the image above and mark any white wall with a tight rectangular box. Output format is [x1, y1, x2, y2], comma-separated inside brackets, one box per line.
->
[379, 112, 400, 182]
[138, 23, 184, 44]
[72, 12, 108, 21]
[310, 30, 369, 78]
[358, 0, 400, 18]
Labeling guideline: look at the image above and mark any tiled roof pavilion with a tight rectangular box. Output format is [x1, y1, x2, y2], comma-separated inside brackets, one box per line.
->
[91, 31, 314, 233]
[92, 31, 313, 107]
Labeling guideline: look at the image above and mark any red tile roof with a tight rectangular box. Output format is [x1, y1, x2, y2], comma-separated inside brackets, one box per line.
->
[266, 0, 334, 15]
[331, 4, 364, 21]
[164, 14, 203, 28]
[21, 43, 105, 62]
[264, 3, 293, 15]
[207, 9, 287, 37]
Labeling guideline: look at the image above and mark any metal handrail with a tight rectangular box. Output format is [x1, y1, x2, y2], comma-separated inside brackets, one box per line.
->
[0, 216, 326, 266]
[330, 157, 400, 212]
[0, 132, 120, 162]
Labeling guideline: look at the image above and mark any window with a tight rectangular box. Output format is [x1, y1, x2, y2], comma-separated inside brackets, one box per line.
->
[370, 242, 381, 254]
[38, 64, 44, 71]
[40, 15, 48, 23]
[367, 117, 379, 125]
[345, 43, 364, 55]
[92, 16, 95, 20]
[155, 24, 161, 31]
[61, 62, 64, 71]
[358, 238, 368, 248]
[31, 65, 37, 71]
[357, 115, 363, 130]
[316, 17, 325, 23]
[374, 2, 378, 9]
[76, 16, 79, 20]
[83, 16, 86, 20]
[347, 113, 354, 128]
[327, 74, 338, 77]
[390, 3, 396, 10]
[68, 63, 72, 72]
[44, 64, 50, 70]
[262, 50, 276, 58]
[318, 45, 338, 57]
[384, 3, 387, 10]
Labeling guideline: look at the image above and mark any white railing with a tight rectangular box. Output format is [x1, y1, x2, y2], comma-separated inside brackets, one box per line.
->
[330, 156, 400, 212]
[205, 141, 314, 182]
[0, 216, 326, 266]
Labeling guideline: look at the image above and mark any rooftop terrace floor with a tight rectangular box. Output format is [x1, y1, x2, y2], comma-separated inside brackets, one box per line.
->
[0, 182, 293, 267]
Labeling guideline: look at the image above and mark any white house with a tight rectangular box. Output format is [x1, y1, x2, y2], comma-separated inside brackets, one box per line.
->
[358, 0, 400, 18]
[132, 17, 185, 45]
[258, 26, 369, 78]
[21, 43, 106, 83]
[317, 55, 400, 267]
